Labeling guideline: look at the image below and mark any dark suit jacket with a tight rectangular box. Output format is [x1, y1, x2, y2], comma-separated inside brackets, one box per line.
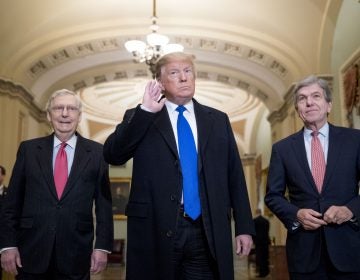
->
[103, 100, 255, 280]
[0, 185, 8, 203]
[0, 186, 8, 197]
[0, 134, 113, 275]
[265, 124, 360, 273]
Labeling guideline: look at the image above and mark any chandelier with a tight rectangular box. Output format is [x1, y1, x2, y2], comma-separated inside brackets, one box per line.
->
[124, 0, 184, 77]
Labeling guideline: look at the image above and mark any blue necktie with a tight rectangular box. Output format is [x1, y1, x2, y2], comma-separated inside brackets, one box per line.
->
[176, 105, 201, 220]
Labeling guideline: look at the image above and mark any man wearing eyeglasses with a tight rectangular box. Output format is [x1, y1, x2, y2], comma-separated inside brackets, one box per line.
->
[104, 52, 255, 280]
[0, 89, 114, 280]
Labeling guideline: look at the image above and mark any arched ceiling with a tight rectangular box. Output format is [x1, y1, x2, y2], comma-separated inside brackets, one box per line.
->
[0, 0, 342, 152]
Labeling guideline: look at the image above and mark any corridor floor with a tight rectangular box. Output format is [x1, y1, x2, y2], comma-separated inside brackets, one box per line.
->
[91, 256, 273, 280]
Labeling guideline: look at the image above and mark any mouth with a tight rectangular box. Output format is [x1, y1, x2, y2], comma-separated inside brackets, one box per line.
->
[305, 109, 318, 114]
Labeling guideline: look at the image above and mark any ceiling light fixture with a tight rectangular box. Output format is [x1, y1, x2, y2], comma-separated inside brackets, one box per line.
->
[124, 0, 184, 78]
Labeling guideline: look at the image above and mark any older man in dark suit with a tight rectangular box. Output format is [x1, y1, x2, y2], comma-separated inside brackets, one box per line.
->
[265, 75, 360, 279]
[0, 89, 113, 280]
[104, 52, 255, 280]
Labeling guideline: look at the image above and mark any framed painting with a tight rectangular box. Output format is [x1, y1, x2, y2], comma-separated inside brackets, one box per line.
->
[341, 51, 360, 128]
[110, 177, 131, 220]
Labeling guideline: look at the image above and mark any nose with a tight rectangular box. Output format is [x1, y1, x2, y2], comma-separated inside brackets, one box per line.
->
[179, 71, 187, 81]
[61, 107, 70, 116]
[306, 96, 313, 106]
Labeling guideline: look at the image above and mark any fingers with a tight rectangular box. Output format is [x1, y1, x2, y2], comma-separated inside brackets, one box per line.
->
[142, 80, 166, 112]
[235, 235, 253, 256]
[323, 206, 353, 224]
[297, 208, 323, 222]
[297, 206, 353, 229]
[90, 250, 108, 274]
[1, 249, 21, 275]
[15, 255, 22, 273]
[145, 80, 162, 100]
[297, 208, 327, 230]
[90, 259, 107, 274]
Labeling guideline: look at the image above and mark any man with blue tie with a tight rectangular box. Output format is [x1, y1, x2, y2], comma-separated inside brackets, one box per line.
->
[265, 75, 360, 279]
[103, 52, 255, 280]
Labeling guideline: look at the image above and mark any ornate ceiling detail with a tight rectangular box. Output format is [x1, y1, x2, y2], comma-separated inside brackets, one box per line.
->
[26, 36, 289, 83]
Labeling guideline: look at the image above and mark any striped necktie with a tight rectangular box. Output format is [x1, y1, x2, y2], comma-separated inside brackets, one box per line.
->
[311, 131, 325, 193]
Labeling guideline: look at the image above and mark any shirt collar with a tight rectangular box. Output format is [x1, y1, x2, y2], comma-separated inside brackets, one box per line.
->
[54, 134, 77, 149]
[304, 122, 329, 138]
[165, 99, 194, 114]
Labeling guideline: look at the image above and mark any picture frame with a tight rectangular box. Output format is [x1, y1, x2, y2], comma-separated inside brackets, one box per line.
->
[341, 50, 360, 128]
[110, 177, 131, 220]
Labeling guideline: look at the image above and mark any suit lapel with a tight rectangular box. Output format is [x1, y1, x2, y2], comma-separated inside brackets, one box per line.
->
[153, 100, 214, 173]
[35, 135, 58, 199]
[193, 100, 214, 172]
[153, 107, 178, 158]
[322, 125, 342, 191]
[61, 134, 91, 199]
[290, 129, 318, 191]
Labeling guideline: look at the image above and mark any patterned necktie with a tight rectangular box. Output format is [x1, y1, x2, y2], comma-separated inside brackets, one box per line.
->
[311, 131, 325, 193]
[176, 105, 201, 220]
[54, 142, 68, 199]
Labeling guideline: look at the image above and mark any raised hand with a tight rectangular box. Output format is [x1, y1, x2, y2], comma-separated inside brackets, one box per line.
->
[142, 80, 166, 112]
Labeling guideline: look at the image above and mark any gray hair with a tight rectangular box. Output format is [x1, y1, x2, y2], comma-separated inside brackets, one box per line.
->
[293, 75, 332, 108]
[45, 89, 82, 112]
[154, 52, 196, 80]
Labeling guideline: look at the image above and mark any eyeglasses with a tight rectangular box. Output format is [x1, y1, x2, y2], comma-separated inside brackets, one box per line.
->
[51, 105, 80, 113]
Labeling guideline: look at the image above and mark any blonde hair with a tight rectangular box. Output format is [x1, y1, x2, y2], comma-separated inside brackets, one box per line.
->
[155, 52, 196, 80]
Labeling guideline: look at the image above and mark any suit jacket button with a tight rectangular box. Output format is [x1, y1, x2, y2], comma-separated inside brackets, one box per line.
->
[166, 230, 173, 237]
[170, 195, 176, 201]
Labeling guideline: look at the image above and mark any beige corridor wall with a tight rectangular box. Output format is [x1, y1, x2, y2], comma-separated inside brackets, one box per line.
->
[0, 83, 50, 183]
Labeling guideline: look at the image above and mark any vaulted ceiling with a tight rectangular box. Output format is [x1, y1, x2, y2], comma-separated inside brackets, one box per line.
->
[0, 0, 343, 153]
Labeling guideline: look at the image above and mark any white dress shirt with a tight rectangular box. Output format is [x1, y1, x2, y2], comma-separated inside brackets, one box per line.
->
[52, 134, 77, 175]
[303, 122, 329, 169]
[164, 100, 198, 152]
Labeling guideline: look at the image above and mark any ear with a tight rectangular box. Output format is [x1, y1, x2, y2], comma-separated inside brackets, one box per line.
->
[46, 111, 51, 122]
[157, 80, 165, 91]
[327, 102, 332, 113]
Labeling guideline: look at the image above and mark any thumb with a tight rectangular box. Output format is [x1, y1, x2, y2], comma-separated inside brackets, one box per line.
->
[16, 255, 22, 268]
[158, 97, 166, 107]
